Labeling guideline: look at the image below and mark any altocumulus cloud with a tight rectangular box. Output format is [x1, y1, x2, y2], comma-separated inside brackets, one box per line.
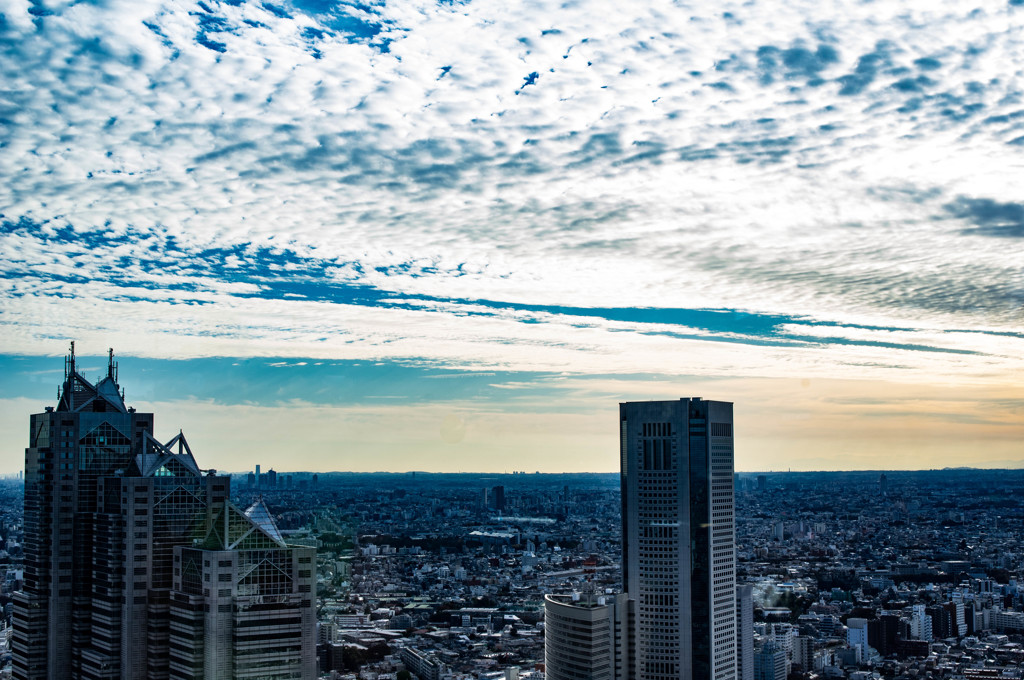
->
[0, 0, 1023, 384]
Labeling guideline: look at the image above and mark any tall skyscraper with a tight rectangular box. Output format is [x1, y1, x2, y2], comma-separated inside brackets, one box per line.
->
[13, 345, 162, 680]
[620, 398, 737, 680]
[12, 346, 314, 680]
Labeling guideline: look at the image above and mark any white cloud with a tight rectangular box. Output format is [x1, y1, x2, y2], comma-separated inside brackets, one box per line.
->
[1, 0, 1023, 384]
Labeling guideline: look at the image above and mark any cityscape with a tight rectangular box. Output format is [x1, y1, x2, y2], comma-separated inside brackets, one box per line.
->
[2, 0, 1024, 680]
[1, 351, 1023, 679]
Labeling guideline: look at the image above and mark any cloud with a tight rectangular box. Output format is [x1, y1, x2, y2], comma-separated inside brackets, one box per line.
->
[945, 197, 1024, 238]
[0, 0, 1023, 392]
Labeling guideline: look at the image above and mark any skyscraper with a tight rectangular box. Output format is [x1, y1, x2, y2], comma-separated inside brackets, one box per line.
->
[13, 346, 314, 680]
[13, 345, 163, 680]
[619, 398, 737, 680]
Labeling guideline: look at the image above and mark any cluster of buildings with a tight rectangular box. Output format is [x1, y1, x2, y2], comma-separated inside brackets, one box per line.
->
[7, 347, 1024, 680]
[245, 465, 319, 492]
[729, 469, 1024, 680]
[9, 347, 315, 680]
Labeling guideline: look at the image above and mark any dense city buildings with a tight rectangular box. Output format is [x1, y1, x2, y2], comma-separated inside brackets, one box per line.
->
[619, 399, 737, 680]
[8, 361, 1024, 680]
[10, 347, 313, 680]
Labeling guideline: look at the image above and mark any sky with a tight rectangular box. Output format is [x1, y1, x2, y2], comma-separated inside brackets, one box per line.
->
[1, 0, 1023, 473]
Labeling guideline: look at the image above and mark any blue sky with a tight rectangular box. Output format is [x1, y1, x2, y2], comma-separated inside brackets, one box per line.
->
[1, 0, 1022, 472]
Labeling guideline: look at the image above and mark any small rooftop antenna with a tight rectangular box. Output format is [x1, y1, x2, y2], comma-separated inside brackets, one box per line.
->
[65, 340, 76, 380]
[107, 348, 118, 382]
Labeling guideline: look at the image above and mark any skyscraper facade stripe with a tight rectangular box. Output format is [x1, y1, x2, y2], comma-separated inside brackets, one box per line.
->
[620, 399, 737, 680]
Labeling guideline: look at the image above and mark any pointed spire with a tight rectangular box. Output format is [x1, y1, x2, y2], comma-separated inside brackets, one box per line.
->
[65, 340, 76, 381]
[107, 347, 118, 382]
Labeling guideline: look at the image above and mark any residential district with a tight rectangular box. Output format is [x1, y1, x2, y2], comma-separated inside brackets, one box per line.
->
[4, 467, 1024, 679]
[3, 354, 1024, 680]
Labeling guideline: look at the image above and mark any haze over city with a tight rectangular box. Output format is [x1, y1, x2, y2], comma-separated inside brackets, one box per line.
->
[2, 0, 1022, 473]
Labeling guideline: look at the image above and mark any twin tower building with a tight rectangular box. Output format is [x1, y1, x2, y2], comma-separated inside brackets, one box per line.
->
[546, 399, 744, 680]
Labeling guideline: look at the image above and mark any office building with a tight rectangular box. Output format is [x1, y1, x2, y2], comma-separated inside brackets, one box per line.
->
[753, 642, 786, 680]
[620, 398, 737, 680]
[544, 592, 627, 680]
[867, 615, 900, 657]
[792, 636, 814, 671]
[491, 485, 505, 512]
[737, 585, 754, 680]
[168, 499, 316, 680]
[12, 346, 314, 680]
[400, 648, 446, 680]
[13, 346, 162, 680]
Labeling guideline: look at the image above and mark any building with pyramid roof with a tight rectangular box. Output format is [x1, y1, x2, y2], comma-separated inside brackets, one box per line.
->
[168, 499, 316, 680]
[12, 345, 315, 680]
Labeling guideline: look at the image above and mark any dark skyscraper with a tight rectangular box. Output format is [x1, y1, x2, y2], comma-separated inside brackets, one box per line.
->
[12, 346, 314, 680]
[13, 346, 165, 679]
[620, 398, 737, 680]
[491, 485, 505, 512]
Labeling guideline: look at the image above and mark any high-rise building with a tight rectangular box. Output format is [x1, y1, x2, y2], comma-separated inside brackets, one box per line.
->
[544, 592, 628, 680]
[909, 604, 933, 641]
[736, 585, 754, 680]
[867, 615, 900, 657]
[168, 499, 316, 680]
[620, 398, 737, 680]
[846, 618, 869, 663]
[791, 636, 814, 671]
[491, 485, 505, 512]
[12, 346, 314, 680]
[13, 345, 162, 680]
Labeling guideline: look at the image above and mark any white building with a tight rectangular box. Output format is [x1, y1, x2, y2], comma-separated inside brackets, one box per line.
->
[846, 618, 869, 663]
